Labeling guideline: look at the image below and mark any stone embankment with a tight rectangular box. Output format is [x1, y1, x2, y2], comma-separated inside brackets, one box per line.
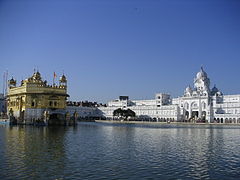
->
[95, 120, 240, 125]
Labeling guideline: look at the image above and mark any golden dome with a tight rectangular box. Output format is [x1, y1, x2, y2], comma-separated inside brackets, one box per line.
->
[9, 77, 16, 86]
[60, 74, 67, 83]
[32, 71, 42, 81]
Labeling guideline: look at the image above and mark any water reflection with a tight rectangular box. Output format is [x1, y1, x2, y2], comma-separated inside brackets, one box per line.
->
[1, 126, 69, 179]
[0, 123, 239, 179]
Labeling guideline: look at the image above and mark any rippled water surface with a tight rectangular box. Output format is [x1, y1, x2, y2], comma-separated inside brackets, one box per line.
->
[0, 122, 240, 180]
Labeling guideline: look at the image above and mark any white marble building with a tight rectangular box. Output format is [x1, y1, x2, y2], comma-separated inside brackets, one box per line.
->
[98, 68, 240, 123]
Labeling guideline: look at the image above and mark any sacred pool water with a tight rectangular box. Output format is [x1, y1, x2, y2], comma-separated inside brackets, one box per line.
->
[0, 122, 239, 179]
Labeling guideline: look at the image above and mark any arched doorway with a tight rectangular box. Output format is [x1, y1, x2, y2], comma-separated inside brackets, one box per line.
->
[192, 111, 199, 119]
[221, 118, 223, 123]
[233, 118, 236, 123]
[225, 118, 228, 123]
[185, 111, 189, 121]
[202, 111, 206, 121]
[49, 113, 65, 125]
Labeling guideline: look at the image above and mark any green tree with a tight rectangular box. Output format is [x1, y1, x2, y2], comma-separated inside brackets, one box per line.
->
[113, 108, 135, 120]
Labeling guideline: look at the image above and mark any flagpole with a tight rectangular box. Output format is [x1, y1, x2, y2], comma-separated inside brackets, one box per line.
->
[53, 72, 55, 86]
[3, 72, 5, 96]
[5, 70, 8, 96]
[53, 72, 56, 86]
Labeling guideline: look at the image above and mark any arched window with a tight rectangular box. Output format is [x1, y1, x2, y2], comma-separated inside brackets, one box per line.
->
[202, 102, 206, 109]
[191, 102, 198, 108]
[184, 103, 189, 109]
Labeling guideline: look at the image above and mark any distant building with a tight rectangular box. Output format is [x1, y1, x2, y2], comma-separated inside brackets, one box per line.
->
[99, 93, 178, 121]
[66, 100, 105, 119]
[0, 93, 7, 117]
[99, 67, 240, 123]
[6, 71, 75, 125]
[67, 100, 106, 107]
[66, 106, 102, 119]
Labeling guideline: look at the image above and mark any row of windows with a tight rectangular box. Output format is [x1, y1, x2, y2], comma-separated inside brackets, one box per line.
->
[49, 101, 58, 107]
[182, 102, 207, 109]
[216, 109, 240, 114]
[31, 101, 59, 107]
[185, 93, 207, 97]
[135, 111, 155, 115]
[156, 111, 175, 115]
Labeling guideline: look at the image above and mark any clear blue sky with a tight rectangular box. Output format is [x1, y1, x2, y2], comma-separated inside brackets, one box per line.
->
[0, 0, 240, 103]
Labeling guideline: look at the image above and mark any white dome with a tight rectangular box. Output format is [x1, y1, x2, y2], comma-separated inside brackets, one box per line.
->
[185, 86, 192, 93]
[196, 67, 207, 79]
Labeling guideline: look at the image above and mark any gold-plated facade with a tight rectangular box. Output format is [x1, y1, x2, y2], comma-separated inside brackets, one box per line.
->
[7, 71, 69, 123]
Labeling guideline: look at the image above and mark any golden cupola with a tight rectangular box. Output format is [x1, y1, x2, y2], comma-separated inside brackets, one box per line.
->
[25, 70, 44, 84]
[32, 71, 42, 81]
[8, 77, 16, 87]
[59, 74, 67, 86]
